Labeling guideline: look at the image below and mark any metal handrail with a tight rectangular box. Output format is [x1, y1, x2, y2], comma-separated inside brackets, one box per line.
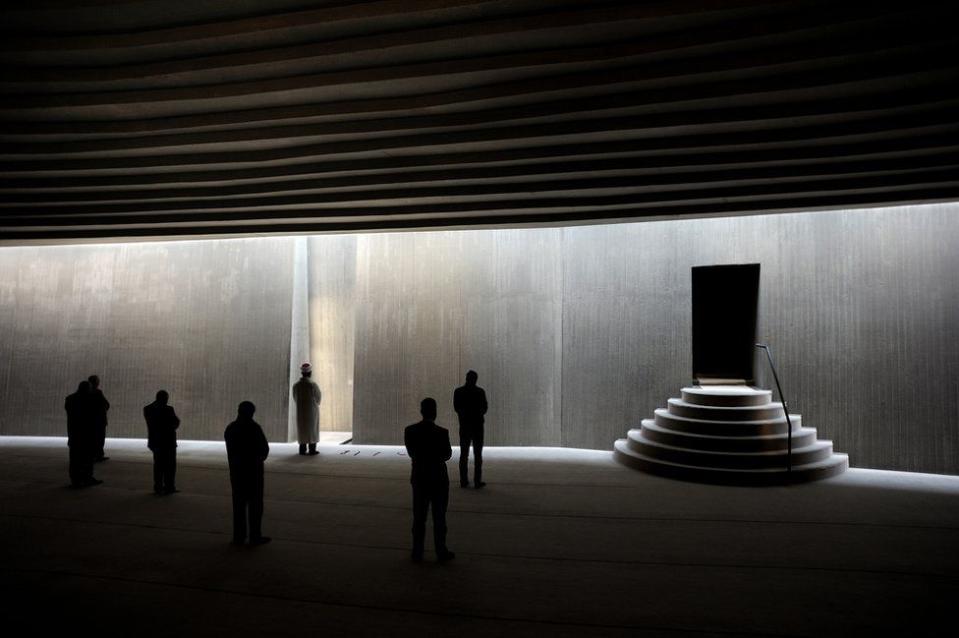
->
[755, 344, 793, 477]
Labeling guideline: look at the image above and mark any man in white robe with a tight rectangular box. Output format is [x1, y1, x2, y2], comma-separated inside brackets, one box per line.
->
[292, 362, 321, 455]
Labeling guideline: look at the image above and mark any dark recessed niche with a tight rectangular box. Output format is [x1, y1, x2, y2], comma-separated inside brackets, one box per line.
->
[691, 263, 760, 385]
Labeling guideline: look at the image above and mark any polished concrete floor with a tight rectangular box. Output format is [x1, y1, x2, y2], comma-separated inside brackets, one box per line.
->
[1, 436, 956, 637]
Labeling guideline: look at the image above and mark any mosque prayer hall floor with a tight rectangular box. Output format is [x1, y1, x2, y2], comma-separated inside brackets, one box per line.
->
[0, 436, 956, 637]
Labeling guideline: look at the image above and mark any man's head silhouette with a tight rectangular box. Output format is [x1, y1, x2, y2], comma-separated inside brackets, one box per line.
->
[238, 401, 256, 419]
[420, 398, 437, 422]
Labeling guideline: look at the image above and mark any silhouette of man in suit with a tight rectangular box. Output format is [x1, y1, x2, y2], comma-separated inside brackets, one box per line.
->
[88, 374, 110, 462]
[144, 390, 180, 495]
[454, 370, 488, 488]
[224, 401, 271, 546]
[404, 398, 454, 563]
[65, 381, 101, 488]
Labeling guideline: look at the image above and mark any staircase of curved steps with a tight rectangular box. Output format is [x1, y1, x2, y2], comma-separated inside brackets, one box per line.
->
[614, 386, 848, 485]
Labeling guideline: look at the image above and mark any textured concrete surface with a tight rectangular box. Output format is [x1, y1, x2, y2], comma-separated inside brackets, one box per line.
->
[346, 204, 959, 474]
[308, 235, 357, 433]
[288, 236, 310, 440]
[563, 204, 959, 468]
[0, 436, 956, 637]
[0, 237, 295, 441]
[2, 204, 957, 472]
[352, 228, 563, 446]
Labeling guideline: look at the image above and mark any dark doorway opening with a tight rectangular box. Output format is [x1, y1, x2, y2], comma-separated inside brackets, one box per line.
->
[691, 263, 760, 385]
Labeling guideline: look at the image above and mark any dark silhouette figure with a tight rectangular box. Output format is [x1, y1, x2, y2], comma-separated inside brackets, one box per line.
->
[224, 401, 271, 546]
[65, 381, 100, 488]
[292, 362, 321, 456]
[404, 398, 454, 563]
[454, 370, 488, 488]
[88, 375, 110, 462]
[144, 390, 180, 495]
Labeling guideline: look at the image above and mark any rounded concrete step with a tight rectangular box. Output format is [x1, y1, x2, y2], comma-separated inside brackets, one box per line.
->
[667, 398, 784, 421]
[654, 408, 801, 437]
[626, 430, 833, 469]
[614, 439, 849, 486]
[681, 385, 772, 407]
[639, 419, 817, 452]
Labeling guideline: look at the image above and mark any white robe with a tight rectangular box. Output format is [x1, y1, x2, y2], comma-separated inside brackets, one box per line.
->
[292, 377, 321, 444]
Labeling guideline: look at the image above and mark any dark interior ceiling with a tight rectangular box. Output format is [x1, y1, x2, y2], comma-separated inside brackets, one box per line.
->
[2, 0, 958, 243]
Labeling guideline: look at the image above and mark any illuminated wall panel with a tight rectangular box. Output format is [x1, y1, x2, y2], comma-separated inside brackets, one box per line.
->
[1, 204, 957, 473]
[350, 229, 563, 445]
[307, 235, 357, 433]
[0, 238, 294, 442]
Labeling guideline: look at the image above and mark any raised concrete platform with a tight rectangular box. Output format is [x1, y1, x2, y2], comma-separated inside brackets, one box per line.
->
[1, 436, 956, 637]
[616, 386, 848, 485]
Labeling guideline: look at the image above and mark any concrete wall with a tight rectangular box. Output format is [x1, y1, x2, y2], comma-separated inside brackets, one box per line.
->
[343, 204, 959, 474]
[556, 206, 959, 473]
[307, 235, 356, 433]
[351, 230, 563, 445]
[0, 238, 294, 442]
[1, 204, 957, 473]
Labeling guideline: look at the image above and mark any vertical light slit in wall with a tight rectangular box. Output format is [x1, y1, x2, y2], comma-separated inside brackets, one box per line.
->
[288, 236, 310, 442]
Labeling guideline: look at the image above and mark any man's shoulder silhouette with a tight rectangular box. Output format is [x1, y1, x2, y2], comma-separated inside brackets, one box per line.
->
[404, 419, 426, 439]
[405, 420, 451, 454]
[226, 417, 258, 436]
[224, 418, 250, 446]
[406, 419, 447, 435]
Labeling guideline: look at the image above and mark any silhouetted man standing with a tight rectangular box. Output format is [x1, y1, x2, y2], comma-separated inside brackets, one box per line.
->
[404, 398, 454, 563]
[291, 362, 321, 456]
[65, 381, 100, 488]
[224, 401, 271, 546]
[88, 374, 110, 462]
[454, 370, 488, 488]
[144, 390, 180, 495]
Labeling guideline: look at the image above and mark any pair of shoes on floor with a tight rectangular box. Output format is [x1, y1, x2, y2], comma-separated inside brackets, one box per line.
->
[307, 450, 320, 456]
[437, 550, 456, 562]
[474, 481, 486, 489]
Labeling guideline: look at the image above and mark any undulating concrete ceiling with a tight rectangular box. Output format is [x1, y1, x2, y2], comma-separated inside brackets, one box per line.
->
[2, 0, 958, 243]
